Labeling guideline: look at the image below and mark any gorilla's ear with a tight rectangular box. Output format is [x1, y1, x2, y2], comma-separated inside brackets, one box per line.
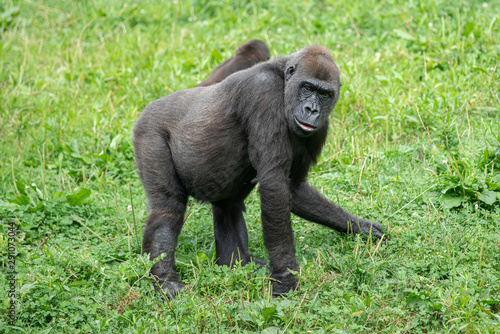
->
[285, 65, 296, 81]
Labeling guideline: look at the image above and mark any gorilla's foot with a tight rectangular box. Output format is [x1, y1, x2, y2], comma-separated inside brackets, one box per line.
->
[152, 278, 185, 300]
[271, 271, 299, 297]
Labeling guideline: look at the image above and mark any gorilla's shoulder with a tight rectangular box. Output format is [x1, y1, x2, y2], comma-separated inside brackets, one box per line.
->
[256, 58, 286, 80]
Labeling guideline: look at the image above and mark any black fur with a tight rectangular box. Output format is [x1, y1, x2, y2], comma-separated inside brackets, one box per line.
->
[197, 40, 270, 87]
[134, 46, 385, 298]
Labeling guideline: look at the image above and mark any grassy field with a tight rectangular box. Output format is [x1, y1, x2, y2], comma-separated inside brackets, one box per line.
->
[1, 0, 500, 332]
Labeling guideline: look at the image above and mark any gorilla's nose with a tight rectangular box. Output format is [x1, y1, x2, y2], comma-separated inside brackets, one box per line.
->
[303, 103, 319, 115]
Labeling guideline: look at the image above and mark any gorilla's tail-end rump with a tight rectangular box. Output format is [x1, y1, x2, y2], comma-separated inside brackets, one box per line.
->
[197, 39, 270, 87]
[134, 45, 385, 299]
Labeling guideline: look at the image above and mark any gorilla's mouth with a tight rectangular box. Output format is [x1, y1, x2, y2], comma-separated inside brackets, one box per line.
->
[295, 118, 317, 132]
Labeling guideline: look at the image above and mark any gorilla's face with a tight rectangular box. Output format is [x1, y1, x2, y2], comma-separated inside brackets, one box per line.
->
[284, 49, 341, 137]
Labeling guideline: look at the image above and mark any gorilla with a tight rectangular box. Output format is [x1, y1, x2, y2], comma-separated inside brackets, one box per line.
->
[133, 46, 385, 298]
[197, 39, 270, 86]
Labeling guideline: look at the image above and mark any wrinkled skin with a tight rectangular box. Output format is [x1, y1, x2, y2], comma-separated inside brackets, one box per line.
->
[133, 46, 385, 298]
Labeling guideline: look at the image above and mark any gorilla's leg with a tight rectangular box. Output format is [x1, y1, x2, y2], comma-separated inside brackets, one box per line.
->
[291, 182, 384, 238]
[135, 134, 187, 298]
[212, 202, 267, 268]
[212, 202, 251, 266]
[143, 206, 186, 298]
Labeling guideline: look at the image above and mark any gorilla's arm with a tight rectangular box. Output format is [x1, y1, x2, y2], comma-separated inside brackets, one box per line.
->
[291, 182, 384, 237]
[259, 172, 299, 295]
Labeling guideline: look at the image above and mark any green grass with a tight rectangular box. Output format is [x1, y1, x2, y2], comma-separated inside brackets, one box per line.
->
[1, 0, 500, 332]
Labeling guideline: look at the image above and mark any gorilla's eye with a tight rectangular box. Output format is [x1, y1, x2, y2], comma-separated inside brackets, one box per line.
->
[319, 91, 332, 98]
[304, 85, 311, 91]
